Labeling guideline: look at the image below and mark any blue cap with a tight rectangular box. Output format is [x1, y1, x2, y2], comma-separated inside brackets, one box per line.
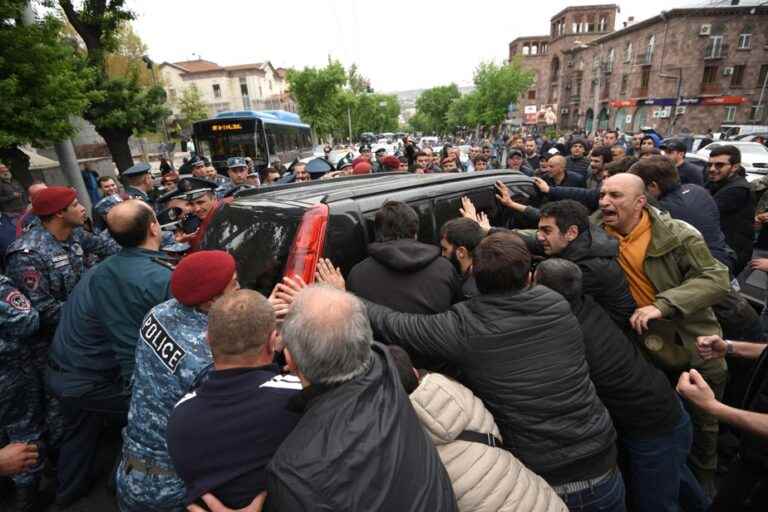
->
[359, 144, 371, 153]
[157, 206, 184, 230]
[93, 194, 124, 217]
[174, 176, 217, 200]
[189, 156, 205, 167]
[336, 153, 354, 170]
[123, 162, 152, 177]
[227, 157, 248, 169]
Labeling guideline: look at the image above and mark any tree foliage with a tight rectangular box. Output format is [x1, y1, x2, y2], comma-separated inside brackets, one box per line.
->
[59, 0, 169, 172]
[470, 59, 534, 126]
[412, 84, 460, 135]
[177, 85, 209, 129]
[0, 1, 91, 150]
[287, 60, 399, 141]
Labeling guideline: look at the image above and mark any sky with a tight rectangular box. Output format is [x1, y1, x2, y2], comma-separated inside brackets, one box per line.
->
[130, 0, 693, 93]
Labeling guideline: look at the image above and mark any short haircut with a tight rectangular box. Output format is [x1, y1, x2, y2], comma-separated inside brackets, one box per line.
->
[440, 217, 485, 254]
[208, 290, 275, 358]
[415, 151, 428, 159]
[709, 145, 741, 165]
[281, 285, 372, 385]
[374, 201, 419, 242]
[535, 258, 583, 303]
[472, 156, 488, 164]
[124, 173, 147, 187]
[605, 129, 619, 139]
[387, 345, 419, 394]
[473, 231, 531, 294]
[629, 155, 680, 194]
[591, 145, 613, 164]
[539, 200, 590, 236]
[611, 144, 626, 153]
[107, 201, 154, 247]
[603, 156, 636, 176]
[98, 176, 115, 186]
[640, 135, 656, 147]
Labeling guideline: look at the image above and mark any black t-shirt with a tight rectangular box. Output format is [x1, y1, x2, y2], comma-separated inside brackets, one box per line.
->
[166, 365, 302, 509]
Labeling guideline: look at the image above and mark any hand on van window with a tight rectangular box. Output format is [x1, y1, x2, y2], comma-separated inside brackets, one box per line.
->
[459, 196, 479, 221]
[494, 181, 514, 209]
[315, 258, 346, 290]
[269, 276, 307, 319]
[187, 492, 266, 512]
[532, 177, 550, 194]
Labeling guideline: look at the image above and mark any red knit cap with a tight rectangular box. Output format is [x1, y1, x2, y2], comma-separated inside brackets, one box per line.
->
[31, 187, 77, 216]
[352, 161, 372, 175]
[171, 250, 236, 306]
[380, 156, 401, 170]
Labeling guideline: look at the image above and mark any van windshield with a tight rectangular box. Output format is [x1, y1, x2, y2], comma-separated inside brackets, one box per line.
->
[202, 202, 306, 295]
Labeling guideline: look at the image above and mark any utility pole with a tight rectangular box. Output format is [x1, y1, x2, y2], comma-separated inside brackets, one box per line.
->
[22, 2, 92, 210]
[347, 103, 353, 143]
[758, 68, 768, 124]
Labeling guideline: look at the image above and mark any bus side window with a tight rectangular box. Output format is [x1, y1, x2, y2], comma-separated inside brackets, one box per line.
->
[266, 127, 277, 155]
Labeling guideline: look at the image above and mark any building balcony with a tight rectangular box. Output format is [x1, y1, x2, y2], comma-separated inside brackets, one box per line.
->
[633, 86, 649, 98]
[700, 83, 722, 95]
[704, 42, 728, 60]
[634, 48, 653, 66]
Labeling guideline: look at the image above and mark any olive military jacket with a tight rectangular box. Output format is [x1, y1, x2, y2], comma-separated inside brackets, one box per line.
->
[597, 206, 730, 376]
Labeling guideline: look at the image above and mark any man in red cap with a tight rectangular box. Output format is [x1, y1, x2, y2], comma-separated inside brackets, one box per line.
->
[116, 250, 240, 512]
[352, 161, 373, 175]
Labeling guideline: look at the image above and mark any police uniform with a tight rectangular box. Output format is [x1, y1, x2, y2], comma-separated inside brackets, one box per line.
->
[173, 177, 220, 253]
[218, 157, 247, 198]
[0, 275, 44, 490]
[116, 298, 213, 512]
[123, 163, 155, 208]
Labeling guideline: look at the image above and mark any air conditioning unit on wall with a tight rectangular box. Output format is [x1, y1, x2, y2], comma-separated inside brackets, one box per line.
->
[723, 67, 734, 76]
[675, 106, 687, 115]
[700, 24, 712, 36]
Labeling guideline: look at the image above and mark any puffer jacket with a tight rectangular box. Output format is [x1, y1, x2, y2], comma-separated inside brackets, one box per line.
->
[410, 372, 567, 512]
[364, 285, 617, 485]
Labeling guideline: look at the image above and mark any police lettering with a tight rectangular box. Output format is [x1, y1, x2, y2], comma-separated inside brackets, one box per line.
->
[140, 313, 186, 373]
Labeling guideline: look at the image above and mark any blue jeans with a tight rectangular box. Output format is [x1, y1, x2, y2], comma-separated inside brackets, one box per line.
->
[619, 399, 710, 512]
[559, 469, 626, 512]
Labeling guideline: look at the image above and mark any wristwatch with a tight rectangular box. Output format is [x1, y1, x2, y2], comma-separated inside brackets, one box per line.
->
[724, 339, 735, 355]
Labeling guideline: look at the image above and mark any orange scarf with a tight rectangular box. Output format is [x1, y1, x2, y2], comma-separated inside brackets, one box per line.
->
[605, 211, 657, 307]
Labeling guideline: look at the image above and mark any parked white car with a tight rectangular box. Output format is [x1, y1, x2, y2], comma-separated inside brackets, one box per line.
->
[696, 141, 768, 182]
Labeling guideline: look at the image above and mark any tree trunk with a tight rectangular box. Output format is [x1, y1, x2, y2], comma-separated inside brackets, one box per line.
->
[97, 127, 134, 173]
[0, 145, 33, 188]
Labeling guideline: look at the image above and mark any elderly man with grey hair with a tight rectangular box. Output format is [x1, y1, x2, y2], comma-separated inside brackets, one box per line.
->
[265, 284, 457, 512]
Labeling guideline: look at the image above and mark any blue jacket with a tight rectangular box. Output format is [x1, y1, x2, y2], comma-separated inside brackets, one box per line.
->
[48, 247, 173, 390]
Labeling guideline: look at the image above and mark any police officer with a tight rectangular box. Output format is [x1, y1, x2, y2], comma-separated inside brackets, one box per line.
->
[172, 177, 220, 252]
[0, 274, 46, 512]
[222, 157, 250, 197]
[116, 250, 239, 512]
[122, 163, 156, 207]
[373, 147, 387, 173]
[188, 156, 207, 178]
[46, 199, 174, 507]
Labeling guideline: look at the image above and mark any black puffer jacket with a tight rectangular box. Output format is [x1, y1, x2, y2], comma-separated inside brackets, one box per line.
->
[560, 227, 636, 327]
[740, 348, 768, 470]
[364, 286, 617, 485]
[572, 295, 681, 439]
[707, 175, 755, 274]
[348, 239, 462, 314]
[265, 344, 457, 512]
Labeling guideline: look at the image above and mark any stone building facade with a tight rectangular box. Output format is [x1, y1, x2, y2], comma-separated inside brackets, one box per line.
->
[159, 59, 294, 118]
[509, 1, 768, 135]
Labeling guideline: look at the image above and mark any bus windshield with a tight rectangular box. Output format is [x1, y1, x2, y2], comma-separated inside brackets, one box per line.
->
[194, 118, 267, 167]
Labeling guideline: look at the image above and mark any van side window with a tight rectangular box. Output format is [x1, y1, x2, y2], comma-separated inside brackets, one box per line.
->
[362, 200, 435, 244]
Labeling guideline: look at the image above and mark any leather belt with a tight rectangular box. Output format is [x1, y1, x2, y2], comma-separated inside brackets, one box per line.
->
[124, 456, 175, 477]
[552, 468, 616, 496]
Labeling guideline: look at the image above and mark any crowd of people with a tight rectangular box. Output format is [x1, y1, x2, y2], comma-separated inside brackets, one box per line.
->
[0, 128, 767, 512]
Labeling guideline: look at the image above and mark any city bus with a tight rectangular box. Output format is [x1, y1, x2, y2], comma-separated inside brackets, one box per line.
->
[192, 110, 314, 172]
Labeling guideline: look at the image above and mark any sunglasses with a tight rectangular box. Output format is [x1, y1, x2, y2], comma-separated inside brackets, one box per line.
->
[707, 162, 730, 170]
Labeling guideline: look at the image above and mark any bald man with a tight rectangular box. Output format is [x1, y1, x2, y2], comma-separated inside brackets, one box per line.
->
[540, 155, 586, 188]
[598, 173, 731, 494]
[47, 199, 173, 506]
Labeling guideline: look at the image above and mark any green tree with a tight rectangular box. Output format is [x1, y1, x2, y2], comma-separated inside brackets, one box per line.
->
[59, 0, 170, 172]
[286, 60, 347, 139]
[470, 59, 533, 126]
[177, 85, 208, 129]
[413, 84, 460, 135]
[344, 92, 399, 138]
[445, 93, 477, 132]
[0, 0, 91, 180]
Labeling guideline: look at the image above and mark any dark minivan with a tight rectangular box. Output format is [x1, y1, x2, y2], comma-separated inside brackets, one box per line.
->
[202, 171, 536, 295]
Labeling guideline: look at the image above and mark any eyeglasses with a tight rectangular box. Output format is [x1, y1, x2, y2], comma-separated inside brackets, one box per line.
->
[706, 162, 730, 170]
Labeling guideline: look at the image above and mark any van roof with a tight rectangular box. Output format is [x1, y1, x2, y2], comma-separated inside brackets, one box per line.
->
[233, 170, 530, 205]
